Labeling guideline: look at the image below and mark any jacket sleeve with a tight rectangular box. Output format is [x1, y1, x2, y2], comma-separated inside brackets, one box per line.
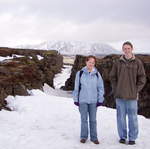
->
[97, 72, 104, 103]
[72, 71, 80, 102]
[109, 62, 117, 94]
[137, 60, 146, 92]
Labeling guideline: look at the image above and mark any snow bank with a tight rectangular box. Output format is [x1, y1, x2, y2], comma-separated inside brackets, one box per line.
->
[0, 89, 149, 149]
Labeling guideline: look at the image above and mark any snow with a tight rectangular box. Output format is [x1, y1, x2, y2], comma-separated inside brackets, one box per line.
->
[0, 56, 11, 61]
[43, 83, 72, 98]
[37, 55, 44, 60]
[0, 65, 149, 149]
[16, 40, 120, 55]
[0, 89, 149, 149]
[0, 55, 25, 62]
[0, 54, 44, 62]
[54, 65, 72, 89]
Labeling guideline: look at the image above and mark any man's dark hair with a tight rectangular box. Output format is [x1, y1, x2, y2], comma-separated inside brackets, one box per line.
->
[122, 41, 133, 48]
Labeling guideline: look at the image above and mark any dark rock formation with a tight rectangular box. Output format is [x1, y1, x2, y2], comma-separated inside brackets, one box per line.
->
[63, 54, 150, 118]
[0, 47, 63, 110]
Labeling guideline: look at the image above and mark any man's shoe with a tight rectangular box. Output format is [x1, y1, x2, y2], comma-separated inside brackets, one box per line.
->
[128, 141, 135, 145]
[91, 140, 100, 144]
[119, 139, 126, 144]
[80, 139, 86, 143]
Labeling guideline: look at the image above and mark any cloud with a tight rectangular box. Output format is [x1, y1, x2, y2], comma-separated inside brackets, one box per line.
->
[0, 0, 149, 24]
[0, 0, 150, 51]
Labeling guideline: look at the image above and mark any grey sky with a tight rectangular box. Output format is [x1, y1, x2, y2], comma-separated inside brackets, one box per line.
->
[0, 0, 150, 51]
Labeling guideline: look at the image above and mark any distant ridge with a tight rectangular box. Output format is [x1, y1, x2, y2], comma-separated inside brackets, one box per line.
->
[16, 40, 120, 56]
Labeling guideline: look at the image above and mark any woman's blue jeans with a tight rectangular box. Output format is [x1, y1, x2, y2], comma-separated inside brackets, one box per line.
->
[79, 103, 98, 141]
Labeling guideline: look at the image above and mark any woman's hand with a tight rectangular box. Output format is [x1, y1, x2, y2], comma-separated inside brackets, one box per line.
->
[96, 102, 103, 107]
[74, 102, 79, 106]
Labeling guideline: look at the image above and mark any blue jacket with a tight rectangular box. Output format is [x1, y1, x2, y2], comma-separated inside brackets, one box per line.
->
[73, 66, 104, 104]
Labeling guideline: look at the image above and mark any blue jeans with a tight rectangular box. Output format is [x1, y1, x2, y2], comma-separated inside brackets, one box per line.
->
[79, 103, 97, 141]
[116, 98, 138, 141]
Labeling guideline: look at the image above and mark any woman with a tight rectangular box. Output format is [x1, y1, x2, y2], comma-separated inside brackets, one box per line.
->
[73, 55, 104, 144]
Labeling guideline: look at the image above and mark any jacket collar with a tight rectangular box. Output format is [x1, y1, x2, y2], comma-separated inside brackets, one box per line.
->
[120, 54, 135, 62]
[82, 66, 98, 75]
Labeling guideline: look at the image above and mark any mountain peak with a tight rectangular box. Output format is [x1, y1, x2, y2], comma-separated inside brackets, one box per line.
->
[17, 40, 120, 55]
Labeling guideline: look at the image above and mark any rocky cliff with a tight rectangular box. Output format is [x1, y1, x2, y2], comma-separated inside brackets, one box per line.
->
[0, 47, 63, 110]
[63, 54, 150, 118]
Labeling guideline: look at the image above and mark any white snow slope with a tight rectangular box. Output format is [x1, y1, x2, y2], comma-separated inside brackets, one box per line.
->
[0, 87, 150, 149]
[17, 40, 120, 55]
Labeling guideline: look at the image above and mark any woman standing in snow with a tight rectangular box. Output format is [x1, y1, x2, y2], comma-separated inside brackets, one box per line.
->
[73, 55, 104, 144]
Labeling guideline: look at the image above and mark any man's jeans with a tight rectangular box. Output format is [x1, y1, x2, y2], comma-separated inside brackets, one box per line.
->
[116, 98, 138, 141]
[79, 103, 98, 141]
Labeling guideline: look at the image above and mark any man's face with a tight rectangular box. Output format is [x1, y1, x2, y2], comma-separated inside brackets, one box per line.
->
[86, 58, 95, 70]
[122, 44, 133, 55]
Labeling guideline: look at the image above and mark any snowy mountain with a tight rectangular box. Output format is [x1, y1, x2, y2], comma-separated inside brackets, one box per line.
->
[17, 41, 120, 55]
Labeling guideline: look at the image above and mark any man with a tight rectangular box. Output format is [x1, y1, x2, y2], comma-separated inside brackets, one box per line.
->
[110, 41, 146, 145]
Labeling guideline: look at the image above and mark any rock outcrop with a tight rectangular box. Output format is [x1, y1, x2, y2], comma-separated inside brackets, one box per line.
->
[63, 54, 150, 118]
[0, 47, 63, 110]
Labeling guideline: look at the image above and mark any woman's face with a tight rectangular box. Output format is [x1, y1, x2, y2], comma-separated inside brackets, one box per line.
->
[86, 58, 95, 70]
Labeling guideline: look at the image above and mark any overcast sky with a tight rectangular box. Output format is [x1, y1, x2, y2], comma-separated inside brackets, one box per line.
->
[0, 0, 150, 52]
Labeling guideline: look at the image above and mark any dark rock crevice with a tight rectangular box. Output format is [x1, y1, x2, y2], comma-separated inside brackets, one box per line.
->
[0, 47, 63, 110]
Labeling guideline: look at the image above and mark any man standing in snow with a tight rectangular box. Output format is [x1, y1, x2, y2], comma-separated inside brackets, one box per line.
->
[110, 41, 146, 145]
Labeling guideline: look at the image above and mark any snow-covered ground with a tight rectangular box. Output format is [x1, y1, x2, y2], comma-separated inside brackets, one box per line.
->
[0, 54, 43, 62]
[0, 88, 150, 149]
[0, 55, 25, 61]
[54, 65, 72, 89]
[0, 64, 149, 149]
[50, 64, 72, 98]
